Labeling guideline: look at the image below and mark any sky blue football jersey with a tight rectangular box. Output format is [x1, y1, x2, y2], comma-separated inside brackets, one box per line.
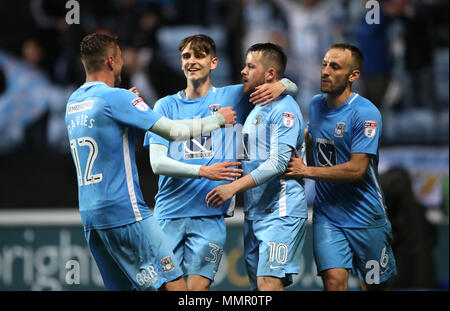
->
[143, 85, 252, 219]
[65, 81, 162, 230]
[241, 95, 307, 220]
[307, 92, 388, 228]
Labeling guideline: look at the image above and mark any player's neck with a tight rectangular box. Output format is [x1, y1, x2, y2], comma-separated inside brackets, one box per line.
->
[326, 88, 354, 109]
[184, 77, 211, 99]
[85, 71, 115, 88]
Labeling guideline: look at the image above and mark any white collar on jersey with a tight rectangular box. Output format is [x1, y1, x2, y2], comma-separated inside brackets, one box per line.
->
[347, 92, 359, 105]
[80, 81, 106, 88]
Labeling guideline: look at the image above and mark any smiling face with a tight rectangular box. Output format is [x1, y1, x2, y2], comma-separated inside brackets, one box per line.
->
[241, 51, 267, 94]
[320, 48, 358, 95]
[180, 42, 218, 83]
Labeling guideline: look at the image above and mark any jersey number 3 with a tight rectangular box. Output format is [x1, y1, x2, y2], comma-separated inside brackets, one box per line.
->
[70, 137, 103, 186]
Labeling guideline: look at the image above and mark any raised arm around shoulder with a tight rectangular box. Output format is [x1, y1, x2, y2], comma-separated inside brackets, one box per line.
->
[279, 78, 299, 96]
[250, 78, 298, 106]
[149, 106, 235, 141]
[149, 143, 201, 178]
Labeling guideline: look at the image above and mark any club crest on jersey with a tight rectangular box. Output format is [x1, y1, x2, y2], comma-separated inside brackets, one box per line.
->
[252, 113, 263, 126]
[131, 97, 148, 111]
[282, 112, 295, 128]
[209, 104, 221, 115]
[334, 122, 346, 138]
[364, 120, 377, 138]
[161, 256, 175, 273]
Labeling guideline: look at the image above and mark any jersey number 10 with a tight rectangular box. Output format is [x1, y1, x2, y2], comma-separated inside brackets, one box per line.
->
[70, 137, 103, 186]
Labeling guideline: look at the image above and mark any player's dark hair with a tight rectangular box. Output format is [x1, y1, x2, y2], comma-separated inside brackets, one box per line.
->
[330, 43, 364, 71]
[246, 43, 287, 80]
[80, 33, 119, 73]
[179, 34, 216, 57]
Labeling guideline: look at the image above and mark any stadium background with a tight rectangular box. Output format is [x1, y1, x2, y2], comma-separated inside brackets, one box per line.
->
[0, 0, 447, 290]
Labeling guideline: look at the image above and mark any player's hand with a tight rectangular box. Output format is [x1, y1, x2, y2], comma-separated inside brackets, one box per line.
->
[129, 86, 140, 97]
[217, 106, 237, 125]
[206, 184, 235, 208]
[284, 150, 306, 178]
[199, 161, 243, 181]
[249, 81, 285, 106]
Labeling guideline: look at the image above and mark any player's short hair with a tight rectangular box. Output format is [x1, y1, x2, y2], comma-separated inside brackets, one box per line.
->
[178, 34, 216, 57]
[80, 33, 119, 73]
[246, 43, 287, 80]
[330, 43, 364, 72]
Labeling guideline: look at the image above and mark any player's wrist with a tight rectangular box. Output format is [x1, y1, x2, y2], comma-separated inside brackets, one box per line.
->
[198, 165, 208, 178]
[225, 182, 238, 195]
[212, 113, 226, 127]
[303, 165, 314, 179]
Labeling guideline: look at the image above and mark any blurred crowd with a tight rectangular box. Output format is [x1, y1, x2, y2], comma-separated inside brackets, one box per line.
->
[0, 0, 448, 153]
[0, 1, 447, 289]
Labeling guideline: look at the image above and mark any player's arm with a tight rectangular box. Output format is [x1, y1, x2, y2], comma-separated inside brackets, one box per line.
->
[250, 78, 298, 106]
[206, 143, 292, 208]
[149, 106, 236, 141]
[284, 151, 370, 182]
[108, 90, 235, 139]
[149, 143, 242, 180]
[287, 97, 381, 182]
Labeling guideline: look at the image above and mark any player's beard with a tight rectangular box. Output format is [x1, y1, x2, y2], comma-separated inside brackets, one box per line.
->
[243, 77, 265, 94]
[321, 74, 350, 96]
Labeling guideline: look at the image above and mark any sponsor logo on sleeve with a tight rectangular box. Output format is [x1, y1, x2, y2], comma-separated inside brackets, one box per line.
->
[364, 120, 377, 138]
[131, 97, 149, 111]
[282, 112, 295, 128]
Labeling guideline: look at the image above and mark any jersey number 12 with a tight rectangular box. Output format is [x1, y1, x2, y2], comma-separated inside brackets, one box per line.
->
[70, 136, 103, 186]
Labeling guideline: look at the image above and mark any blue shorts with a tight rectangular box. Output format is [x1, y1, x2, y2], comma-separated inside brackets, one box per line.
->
[158, 215, 226, 282]
[85, 216, 183, 291]
[244, 216, 308, 290]
[313, 214, 397, 284]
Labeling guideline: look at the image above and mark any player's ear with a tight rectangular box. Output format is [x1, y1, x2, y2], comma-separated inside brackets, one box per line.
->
[210, 56, 219, 70]
[106, 56, 114, 71]
[265, 67, 276, 82]
[349, 69, 360, 83]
